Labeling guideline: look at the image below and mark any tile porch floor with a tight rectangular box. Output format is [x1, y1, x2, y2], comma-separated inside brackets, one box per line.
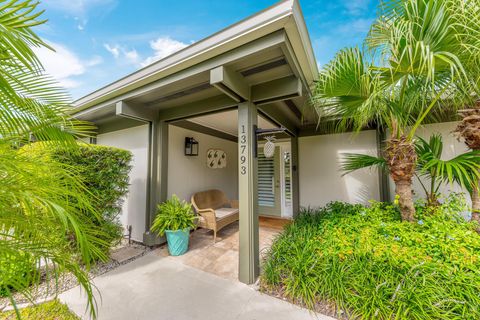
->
[154, 217, 290, 281]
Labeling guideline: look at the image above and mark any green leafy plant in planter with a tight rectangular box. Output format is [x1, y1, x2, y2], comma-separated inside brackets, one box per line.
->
[150, 195, 196, 256]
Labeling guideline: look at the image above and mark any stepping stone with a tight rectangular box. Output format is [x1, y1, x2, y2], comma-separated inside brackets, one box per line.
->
[111, 246, 145, 263]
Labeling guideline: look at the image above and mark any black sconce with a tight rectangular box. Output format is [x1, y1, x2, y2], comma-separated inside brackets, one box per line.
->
[184, 137, 199, 156]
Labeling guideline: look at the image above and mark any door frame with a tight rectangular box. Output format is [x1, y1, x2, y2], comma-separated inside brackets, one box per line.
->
[257, 140, 293, 218]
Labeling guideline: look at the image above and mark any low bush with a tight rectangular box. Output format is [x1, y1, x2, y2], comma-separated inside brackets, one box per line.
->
[0, 299, 79, 319]
[261, 195, 480, 319]
[21, 142, 132, 255]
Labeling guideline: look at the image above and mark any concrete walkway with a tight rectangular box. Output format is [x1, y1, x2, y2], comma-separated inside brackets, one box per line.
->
[60, 252, 334, 320]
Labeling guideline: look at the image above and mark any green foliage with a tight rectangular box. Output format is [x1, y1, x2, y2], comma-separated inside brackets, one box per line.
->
[0, 299, 79, 320]
[313, 0, 479, 139]
[0, 1, 95, 144]
[0, 253, 36, 298]
[340, 153, 387, 175]
[150, 195, 196, 236]
[20, 142, 133, 254]
[416, 134, 480, 197]
[0, 1, 100, 317]
[0, 143, 106, 317]
[261, 198, 480, 319]
[340, 134, 480, 205]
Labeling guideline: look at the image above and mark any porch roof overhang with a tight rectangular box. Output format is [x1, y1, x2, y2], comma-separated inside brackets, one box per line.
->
[73, 0, 319, 136]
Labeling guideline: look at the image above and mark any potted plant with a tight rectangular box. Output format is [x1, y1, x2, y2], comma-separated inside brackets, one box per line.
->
[150, 195, 196, 256]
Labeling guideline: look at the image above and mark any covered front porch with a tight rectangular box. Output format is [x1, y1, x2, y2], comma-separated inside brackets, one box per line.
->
[156, 217, 289, 281]
[73, 0, 318, 285]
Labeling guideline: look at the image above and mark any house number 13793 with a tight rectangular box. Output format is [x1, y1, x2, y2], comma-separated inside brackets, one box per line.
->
[240, 125, 247, 175]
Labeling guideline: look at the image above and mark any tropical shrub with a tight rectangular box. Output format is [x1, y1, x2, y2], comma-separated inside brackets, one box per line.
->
[0, 144, 105, 316]
[21, 142, 133, 253]
[261, 197, 480, 319]
[150, 195, 196, 236]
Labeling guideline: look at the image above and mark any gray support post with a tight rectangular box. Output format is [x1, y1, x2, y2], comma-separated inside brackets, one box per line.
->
[143, 119, 169, 246]
[376, 127, 390, 202]
[238, 101, 259, 284]
[291, 136, 300, 218]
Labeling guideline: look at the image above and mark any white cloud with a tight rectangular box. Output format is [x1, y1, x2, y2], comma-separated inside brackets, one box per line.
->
[74, 17, 88, 31]
[104, 43, 120, 58]
[141, 36, 189, 67]
[34, 41, 100, 89]
[103, 43, 140, 64]
[124, 49, 139, 64]
[85, 55, 103, 67]
[103, 36, 189, 68]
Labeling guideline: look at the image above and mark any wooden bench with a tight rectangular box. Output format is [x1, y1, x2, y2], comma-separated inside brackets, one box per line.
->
[191, 189, 239, 242]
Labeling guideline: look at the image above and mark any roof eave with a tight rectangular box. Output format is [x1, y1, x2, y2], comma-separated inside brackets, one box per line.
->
[73, 0, 318, 113]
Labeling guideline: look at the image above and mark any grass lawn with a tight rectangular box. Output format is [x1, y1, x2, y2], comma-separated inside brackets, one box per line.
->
[0, 300, 78, 320]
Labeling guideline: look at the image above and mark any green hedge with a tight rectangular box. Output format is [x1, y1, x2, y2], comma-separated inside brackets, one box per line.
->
[21, 142, 132, 253]
[261, 195, 480, 319]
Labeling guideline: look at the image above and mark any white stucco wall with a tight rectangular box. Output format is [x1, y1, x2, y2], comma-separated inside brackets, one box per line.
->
[298, 130, 380, 208]
[97, 124, 149, 242]
[168, 125, 238, 203]
[388, 122, 471, 205]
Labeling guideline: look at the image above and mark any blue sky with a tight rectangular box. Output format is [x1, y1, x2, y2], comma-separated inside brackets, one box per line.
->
[36, 0, 379, 100]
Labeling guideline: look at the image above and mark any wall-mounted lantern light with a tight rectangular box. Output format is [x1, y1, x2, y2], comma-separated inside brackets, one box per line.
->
[185, 137, 199, 156]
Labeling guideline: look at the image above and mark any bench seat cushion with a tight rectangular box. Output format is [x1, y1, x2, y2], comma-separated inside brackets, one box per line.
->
[215, 207, 239, 220]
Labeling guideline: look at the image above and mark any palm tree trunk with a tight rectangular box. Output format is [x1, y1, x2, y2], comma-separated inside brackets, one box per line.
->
[385, 135, 417, 222]
[395, 180, 415, 221]
[455, 104, 480, 221]
[472, 178, 480, 223]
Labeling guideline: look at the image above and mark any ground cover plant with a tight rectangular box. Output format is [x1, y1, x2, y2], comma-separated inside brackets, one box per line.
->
[261, 197, 480, 319]
[0, 300, 78, 320]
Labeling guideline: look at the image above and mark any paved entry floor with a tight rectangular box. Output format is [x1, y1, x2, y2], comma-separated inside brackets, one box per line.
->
[155, 219, 286, 281]
[60, 251, 334, 320]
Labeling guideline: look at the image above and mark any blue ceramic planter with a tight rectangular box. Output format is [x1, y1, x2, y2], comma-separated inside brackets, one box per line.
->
[165, 228, 190, 256]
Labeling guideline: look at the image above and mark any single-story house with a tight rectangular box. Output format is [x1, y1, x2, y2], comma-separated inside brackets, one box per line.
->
[73, 0, 470, 284]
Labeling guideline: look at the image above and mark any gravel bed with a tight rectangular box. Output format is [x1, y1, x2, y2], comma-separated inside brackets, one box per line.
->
[0, 241, 152, 311]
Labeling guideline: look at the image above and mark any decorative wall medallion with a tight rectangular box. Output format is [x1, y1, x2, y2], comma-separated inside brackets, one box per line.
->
[207, 149, 227, 168]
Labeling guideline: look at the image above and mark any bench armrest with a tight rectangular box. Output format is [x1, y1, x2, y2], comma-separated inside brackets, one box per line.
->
[196, 208, 216, 226]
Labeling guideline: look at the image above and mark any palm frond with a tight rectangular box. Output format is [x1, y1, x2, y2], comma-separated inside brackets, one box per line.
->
[312, 47, 388, 133]
[340, 153, 387, 175]
[0, 1, 100, 317]
[416, 134, 480, 191]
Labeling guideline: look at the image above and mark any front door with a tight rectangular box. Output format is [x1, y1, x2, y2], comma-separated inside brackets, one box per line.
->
[258, 146, 281, 217]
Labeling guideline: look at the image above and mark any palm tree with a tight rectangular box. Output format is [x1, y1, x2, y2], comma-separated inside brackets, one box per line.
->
[312, 0, 479, 221]
[455, 104, 480, 221]
[0, 1, 102, 317]
[341, 134, 480, 207]
[450, 0, 480, 222]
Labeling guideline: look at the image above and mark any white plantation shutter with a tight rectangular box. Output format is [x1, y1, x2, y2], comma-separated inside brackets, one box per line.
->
[258, 152, 275, 207]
